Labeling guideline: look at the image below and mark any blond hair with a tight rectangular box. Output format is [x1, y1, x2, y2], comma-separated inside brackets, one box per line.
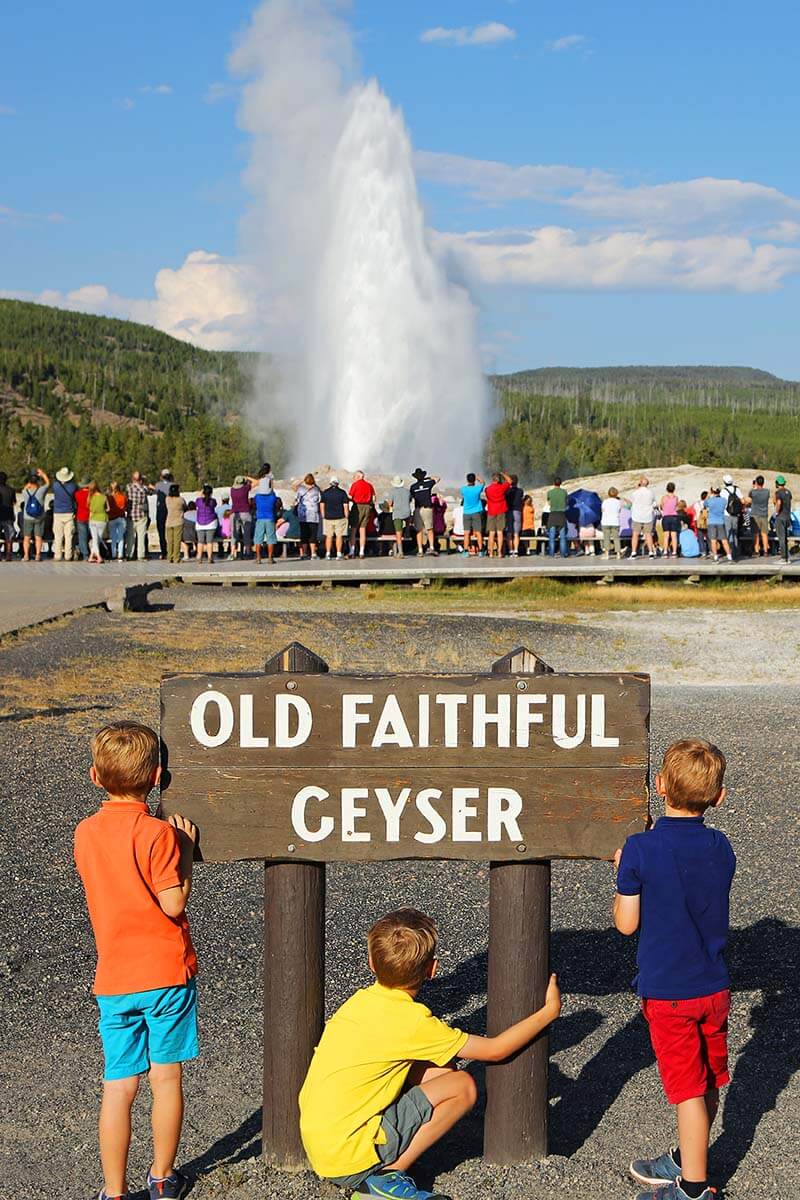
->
[660, 738, 726, 814]
[368, 908, 438, 989]
[91, 721, 160, 796]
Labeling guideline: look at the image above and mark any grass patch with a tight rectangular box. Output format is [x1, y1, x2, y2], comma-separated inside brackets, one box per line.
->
[198, 575, 800, 614]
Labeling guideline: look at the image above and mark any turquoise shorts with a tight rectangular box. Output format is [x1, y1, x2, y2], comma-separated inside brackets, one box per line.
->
[97, 979, 199, 1080]
[254, 518, 277, 546]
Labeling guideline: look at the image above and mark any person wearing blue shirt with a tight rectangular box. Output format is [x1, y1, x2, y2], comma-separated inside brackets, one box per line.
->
[52, 466, 78, 560]
[254, 489, 280, 564]
[613, 739, 735, 1200]
[459, 473, 485, 555]
[703, 488, 732, 563]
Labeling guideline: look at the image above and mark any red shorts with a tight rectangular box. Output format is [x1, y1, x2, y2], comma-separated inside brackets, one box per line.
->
[642, 989, 730, 1105]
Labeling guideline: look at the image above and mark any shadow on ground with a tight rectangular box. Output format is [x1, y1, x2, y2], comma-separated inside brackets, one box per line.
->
[181, 917, 797, 1191]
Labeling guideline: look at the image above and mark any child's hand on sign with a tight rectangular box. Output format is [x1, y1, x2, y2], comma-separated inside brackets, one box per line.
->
[545, 973, 561, 1018]
[168, 813, 198, 845]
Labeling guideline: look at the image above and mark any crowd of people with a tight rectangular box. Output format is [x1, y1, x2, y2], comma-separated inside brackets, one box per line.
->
[0, 462, 795, 564]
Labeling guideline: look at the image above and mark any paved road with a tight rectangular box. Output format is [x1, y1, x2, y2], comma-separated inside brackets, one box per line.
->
[1, 551, 798, 636]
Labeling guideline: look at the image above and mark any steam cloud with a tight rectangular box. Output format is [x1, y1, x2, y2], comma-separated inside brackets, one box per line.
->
[231, 0, 489, 476]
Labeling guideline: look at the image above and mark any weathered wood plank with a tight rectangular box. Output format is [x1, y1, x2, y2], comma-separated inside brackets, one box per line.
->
[485, 647, 552, 1162]
[160, 672, 650, 769]
[262, 643, 326, 1168]
[159, 766, 647, 862]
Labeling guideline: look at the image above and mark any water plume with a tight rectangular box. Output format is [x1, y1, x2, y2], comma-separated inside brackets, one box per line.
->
[232, 0, 489, 477]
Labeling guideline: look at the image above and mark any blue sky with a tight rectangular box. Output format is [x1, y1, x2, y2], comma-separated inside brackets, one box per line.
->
[2, 0, 799, 376]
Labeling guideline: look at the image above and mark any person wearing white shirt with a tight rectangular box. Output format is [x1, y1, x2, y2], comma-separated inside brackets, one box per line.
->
[601, 487, 623, 559]
[628, 476, 656, 558]
[721, 473, 743, 560]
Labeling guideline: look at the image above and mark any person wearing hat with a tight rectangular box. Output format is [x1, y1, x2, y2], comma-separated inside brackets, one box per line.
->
[720, 473, 743, 560]
[409, 467, 440, 557]
[773, 475, 793, 563]
[389, 475, 411, 557]
[320, 475, 350, 559]
[229, 474, 253, 559]
[52, 467, 78, 561]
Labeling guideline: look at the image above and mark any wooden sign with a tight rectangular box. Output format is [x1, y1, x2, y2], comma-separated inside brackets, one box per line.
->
[160, 667, 649, 863]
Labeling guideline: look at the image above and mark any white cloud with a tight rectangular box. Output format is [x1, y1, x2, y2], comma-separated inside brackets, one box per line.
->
[549, 33, 587, 51]
[416, 151, 800, 235]
[420, 22, 516, 46]
[3, 252, 262, 350]
[0, 204, 66, 225]
[433, 226, 800, 293]
[118, 97, 135, 110]
[140, 83, 173, 95]
[415, 150, 612, 202]
[205, 80, 239, 104]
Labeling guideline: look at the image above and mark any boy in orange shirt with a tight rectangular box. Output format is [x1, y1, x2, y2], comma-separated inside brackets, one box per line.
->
[74, 722, 198, 1200]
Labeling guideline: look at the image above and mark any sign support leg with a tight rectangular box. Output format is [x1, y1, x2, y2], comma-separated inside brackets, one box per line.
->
[484, 647, 553, 1164]
[262, 643, 328, 1166]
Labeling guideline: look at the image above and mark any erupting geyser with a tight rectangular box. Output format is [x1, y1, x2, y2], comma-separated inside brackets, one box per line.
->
[233, 0, 489, 476]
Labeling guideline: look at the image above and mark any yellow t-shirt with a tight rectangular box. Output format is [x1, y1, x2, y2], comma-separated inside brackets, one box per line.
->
[299, 981, 467, 1179]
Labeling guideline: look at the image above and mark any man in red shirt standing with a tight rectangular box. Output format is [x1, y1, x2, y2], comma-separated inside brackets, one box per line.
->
[74, 479, 92, 561]
[484, 471, 512, 558]
[348, 470, 376, 559]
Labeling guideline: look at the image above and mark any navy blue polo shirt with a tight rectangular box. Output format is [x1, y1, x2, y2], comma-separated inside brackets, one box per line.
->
[617, 815, 736, 1000]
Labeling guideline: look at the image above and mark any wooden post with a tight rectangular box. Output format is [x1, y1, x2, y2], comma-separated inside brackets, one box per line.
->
[484, 647, 553, 1164]
[262, 642, 328, 1166]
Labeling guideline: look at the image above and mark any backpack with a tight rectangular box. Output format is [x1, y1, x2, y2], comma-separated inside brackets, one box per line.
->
[725, 490, 742, 517]
[25, 490, 44, 519]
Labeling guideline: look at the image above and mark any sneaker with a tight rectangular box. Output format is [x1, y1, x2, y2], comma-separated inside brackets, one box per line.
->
[354, 1169, 450, 1199]
[99, 1191, 130, 1200]
[630, 1148, 681, 1187]
[635, 1183, 715, 1200]
[146, 1169, 189, 1199]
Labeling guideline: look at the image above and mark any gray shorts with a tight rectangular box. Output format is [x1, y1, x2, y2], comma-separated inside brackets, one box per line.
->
[196, 526, 217, 544]
[329, 1085, 433, 1190]
[414, 507, 433, 532]
[486, 512, 505, 533]
[463, 512, 482, 534]
[23, 517, 45, 538]
[1, 519, 15, 541]
[708, 523, 726, 542]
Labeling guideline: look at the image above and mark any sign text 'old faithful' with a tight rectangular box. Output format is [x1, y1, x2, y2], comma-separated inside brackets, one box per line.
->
[160, 672, 650, 863]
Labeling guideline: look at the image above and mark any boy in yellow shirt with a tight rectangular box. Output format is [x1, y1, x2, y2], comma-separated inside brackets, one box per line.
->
[299, 907, 561, 1199]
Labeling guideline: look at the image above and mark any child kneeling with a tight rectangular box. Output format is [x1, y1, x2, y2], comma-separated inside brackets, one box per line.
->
[299, 907, 560, 1200]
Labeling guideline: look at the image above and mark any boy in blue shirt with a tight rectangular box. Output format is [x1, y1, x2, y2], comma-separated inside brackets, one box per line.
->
[614, 738, 735, 1200]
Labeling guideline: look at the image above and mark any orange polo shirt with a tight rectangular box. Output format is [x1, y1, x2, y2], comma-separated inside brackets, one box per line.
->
[74, 799, 197, 996]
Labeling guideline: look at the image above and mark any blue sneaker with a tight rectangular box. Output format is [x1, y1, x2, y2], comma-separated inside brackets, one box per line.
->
[630, 1149, 681, 1188]
[635, 1183, 716, 1200]
[354, 1169, 450, 1199]
[146, 1169, 189, 1199]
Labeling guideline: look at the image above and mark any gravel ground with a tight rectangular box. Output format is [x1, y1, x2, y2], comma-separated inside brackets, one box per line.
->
[1, 609, 798, 1200]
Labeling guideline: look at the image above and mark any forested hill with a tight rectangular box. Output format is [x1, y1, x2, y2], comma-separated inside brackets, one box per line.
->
[2, 298, 799, 487]
[489, 364, 800, 483]
[0, 299, 277, 487]
[495, 365, 800, 408]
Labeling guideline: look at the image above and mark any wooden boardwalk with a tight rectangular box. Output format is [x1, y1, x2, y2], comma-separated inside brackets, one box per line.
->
[0, 552, 797, 636]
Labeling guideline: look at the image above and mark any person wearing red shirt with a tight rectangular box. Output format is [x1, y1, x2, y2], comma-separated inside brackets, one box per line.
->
[483, 471, 512, 558]
[348, 471, 376, 558]
[74, 481, 91, 560]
